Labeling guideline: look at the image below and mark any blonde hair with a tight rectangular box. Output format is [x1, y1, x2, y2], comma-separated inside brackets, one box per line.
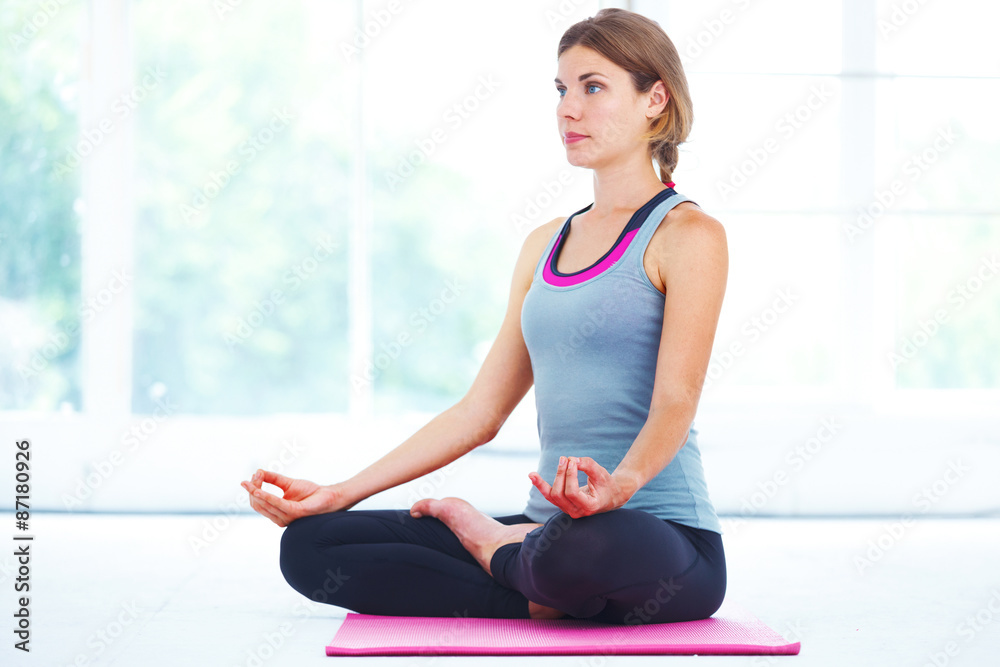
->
[558, 8, 693, 184]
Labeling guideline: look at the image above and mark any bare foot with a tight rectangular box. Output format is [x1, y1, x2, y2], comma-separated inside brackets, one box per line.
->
[528, 600, 567, 620]
[410, 497, 543, 578]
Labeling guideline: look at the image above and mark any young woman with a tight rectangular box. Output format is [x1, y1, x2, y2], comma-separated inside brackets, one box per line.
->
[241, 8, 728, 625]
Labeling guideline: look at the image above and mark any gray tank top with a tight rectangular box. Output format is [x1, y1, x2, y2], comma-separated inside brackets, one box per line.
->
[520, 186, 722, 534]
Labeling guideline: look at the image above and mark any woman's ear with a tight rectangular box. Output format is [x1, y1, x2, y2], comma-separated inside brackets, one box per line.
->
[646, 82, 669, 118]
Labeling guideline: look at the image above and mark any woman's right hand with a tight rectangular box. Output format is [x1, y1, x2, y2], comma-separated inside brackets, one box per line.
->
[241, 469, 353, 527]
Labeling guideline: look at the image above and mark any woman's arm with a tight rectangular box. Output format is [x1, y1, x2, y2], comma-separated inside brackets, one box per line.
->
[612, 209, 729, 500]
[245, 393, 516, 524]
[330, 400, 497, 509]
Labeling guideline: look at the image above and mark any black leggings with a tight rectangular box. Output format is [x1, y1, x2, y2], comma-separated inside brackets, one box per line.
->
[278, 507, 726, 624]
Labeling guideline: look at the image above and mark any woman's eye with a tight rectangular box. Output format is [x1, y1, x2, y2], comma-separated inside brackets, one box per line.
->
[556, 84, 601, 97]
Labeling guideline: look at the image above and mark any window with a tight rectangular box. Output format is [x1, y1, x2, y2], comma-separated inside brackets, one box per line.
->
[1, 1, 84, 411]
[3, 0, 602, 418]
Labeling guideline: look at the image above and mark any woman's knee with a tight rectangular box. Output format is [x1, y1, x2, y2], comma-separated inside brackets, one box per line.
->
[278, 518, 354, 603]
[279, 511, 352, 553]
[279, 514, 318, 554]
[524, 513, 616, 591]
[278, 515, 327, 588]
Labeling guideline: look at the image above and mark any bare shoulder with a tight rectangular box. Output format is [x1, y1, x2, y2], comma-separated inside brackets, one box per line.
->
[521, 216, 566, 265]
[651, 202, 728, 287]
[509, 216, 567, 290]
[526, 216, 566, 245]
[656, 202, 727, 253]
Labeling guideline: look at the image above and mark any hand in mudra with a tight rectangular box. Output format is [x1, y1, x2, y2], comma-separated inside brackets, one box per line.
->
[528, 455, 627, 519]
[240, 469, 348, 527]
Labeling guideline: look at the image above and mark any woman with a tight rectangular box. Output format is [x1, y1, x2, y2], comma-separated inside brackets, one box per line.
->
[240, 8, 728, 625]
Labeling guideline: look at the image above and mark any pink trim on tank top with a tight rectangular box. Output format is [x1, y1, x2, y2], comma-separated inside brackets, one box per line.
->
[543, 228, 640, 286]
[541, 181, 675, 287]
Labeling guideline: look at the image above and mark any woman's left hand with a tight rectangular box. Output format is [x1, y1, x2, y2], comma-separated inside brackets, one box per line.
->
[528, 456, 627, 519]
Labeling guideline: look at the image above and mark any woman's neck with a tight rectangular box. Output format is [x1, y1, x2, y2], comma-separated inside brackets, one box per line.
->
[582, 173, 670, 227]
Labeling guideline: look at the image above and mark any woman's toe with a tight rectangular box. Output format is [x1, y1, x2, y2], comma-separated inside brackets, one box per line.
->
[410, 498, 436, 517]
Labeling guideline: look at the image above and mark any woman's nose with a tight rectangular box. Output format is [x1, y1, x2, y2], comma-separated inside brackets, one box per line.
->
[558, 100, 581, 123]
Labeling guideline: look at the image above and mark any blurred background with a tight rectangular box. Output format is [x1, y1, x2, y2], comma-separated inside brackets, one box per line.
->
[1, 0, 998, 519]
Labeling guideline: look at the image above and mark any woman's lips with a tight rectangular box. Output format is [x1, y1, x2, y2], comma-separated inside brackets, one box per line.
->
[564, 134, 588, 144]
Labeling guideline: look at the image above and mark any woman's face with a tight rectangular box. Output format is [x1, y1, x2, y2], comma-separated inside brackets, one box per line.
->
[554, 44, 666, 172]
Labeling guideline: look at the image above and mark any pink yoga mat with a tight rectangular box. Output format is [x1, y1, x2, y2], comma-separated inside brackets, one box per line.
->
[326, 600, 801, 656]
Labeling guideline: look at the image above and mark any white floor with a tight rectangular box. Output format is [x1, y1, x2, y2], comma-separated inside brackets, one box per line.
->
[3, 513, 998, 666]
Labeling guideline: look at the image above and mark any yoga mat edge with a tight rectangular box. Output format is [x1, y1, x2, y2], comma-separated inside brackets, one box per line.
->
[325, 601, 801, 657]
